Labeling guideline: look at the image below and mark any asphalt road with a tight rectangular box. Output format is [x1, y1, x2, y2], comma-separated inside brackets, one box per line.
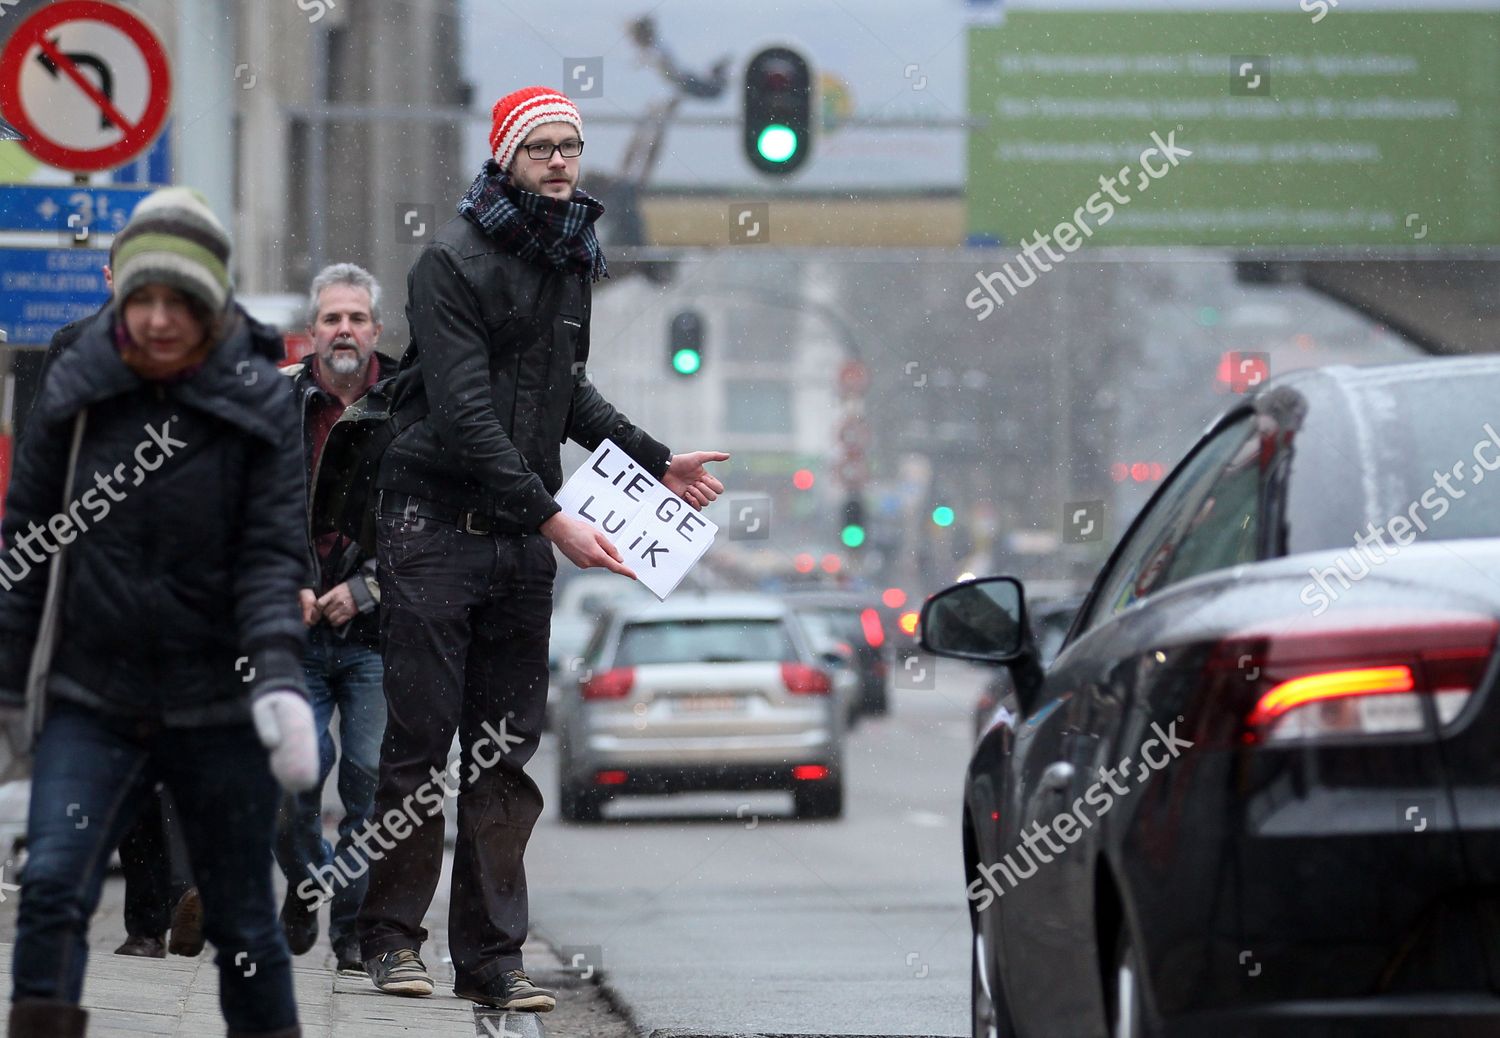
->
[527, 658, 990, 1037]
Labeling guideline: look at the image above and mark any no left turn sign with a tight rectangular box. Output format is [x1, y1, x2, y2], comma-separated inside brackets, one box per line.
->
[0, 0, 172, 173]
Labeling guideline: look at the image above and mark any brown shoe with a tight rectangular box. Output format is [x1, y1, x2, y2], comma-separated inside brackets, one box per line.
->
[167, 887, 205, 956]
[113, 933, 166, 957]
[8, 999, 87, 1038]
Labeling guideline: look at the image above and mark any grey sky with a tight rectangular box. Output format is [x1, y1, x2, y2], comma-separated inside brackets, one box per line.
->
[459, 0, 975, 189]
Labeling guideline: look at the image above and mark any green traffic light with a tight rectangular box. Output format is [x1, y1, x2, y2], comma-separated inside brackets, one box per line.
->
[931, 506, 955, 528]
[841, 524, 866, 549]
[756, 124, 799, 163]
[672, 348, 702, 375]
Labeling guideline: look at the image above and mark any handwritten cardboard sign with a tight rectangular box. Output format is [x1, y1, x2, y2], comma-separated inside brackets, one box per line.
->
[555, 440, 717, 599]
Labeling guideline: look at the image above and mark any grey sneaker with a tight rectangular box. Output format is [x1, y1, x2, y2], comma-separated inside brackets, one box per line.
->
[366, 948, 434, 997]
[455, 969, 557, 1012]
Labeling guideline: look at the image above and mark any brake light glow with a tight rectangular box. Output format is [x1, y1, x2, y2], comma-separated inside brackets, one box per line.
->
[1223, 618, 1497, 745]
[1247, 666, 1414, 729]
[595, 770, 628, 785]
[792, 764, 829, 780]
[581, 667, 635, 700]
[860, 608, 885, 648]
[781, 662, 831, 694]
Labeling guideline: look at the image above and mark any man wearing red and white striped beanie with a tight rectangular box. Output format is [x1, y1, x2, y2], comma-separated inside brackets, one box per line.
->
[488, 86, 584, 196]
[354, 82, 729, 1015]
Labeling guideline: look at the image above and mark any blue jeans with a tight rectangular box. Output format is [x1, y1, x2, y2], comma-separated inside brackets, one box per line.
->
[13, 701, 296, 1032]
[274, 624, 385, 952]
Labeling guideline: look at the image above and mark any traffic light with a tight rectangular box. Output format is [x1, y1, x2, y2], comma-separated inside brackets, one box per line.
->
[743, 46, 813, 176]
[840, 495, 866, 549]
[931, 505, 955, 528]
[668, 310, 705, 376]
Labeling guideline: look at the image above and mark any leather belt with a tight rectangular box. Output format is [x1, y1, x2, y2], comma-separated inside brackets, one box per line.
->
[377, 491, 495, 535]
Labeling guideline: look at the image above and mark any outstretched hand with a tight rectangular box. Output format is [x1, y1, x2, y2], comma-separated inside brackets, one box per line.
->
[662, 450, 730, 510]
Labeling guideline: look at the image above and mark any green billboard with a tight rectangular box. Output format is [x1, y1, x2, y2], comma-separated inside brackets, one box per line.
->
[967, 10, 1500, 247]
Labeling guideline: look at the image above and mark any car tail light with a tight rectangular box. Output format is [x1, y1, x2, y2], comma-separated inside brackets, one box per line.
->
[860, 608, 886, 648]
[1218, 618, 1498, 745]
[595, 770, 628, 785]
[792, 764, 829, 780]
[581, 667, 635, 700]
[781, 662, 831, 695]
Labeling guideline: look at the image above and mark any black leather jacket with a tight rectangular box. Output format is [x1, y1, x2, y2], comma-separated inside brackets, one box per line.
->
[285, 354, 389, 649]
[377, 214, 671, 531]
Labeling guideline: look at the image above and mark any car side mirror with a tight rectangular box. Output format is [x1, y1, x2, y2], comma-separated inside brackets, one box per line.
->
[920, 577, 1025, 661]
[920, 576, 1046, 715]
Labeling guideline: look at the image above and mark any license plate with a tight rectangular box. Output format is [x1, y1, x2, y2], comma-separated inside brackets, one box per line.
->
[670, 694, 746, 713]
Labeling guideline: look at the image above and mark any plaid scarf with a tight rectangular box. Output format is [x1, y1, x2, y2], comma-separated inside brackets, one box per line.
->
[457, 162, 608, 282]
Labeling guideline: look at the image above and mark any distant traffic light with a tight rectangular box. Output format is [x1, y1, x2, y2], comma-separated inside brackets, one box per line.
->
[668, 310, 705, 376]
[841, 495, 866, 549]
[931, 505, 955, 528]
[792, 468, 815, 491]
[743, 46, 813, 176]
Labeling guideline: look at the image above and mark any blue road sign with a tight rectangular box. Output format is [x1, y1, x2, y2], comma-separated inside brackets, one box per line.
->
[0, 247, 108, 345]
[0, 184, 153, 235]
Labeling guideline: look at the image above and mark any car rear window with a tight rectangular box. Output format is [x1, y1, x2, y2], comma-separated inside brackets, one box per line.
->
[795, 609, 861, 650]
[1285, 365, 1500, 553]
[614, 619, 797, 666]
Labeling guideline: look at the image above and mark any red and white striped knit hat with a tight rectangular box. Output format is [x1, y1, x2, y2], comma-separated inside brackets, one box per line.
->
[489, 86, 583, 171]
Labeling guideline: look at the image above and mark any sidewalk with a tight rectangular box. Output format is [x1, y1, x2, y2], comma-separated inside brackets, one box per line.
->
[0, 936, 570, 1037]
[0, 859, 636, 1038]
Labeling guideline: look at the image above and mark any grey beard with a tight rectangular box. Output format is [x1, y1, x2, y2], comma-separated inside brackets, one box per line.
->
[327, 353, 361, 376]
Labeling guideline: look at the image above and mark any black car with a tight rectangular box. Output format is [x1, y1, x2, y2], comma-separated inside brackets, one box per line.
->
[922, 359, 1500, 1037]
[783, 590, 892, 717]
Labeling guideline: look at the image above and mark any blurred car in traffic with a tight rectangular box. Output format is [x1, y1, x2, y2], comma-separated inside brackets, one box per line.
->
[922, 359, 1500, 1036]
[782, 590, 891, 720]
[970, 595, 1082, 740]
[554, 592, 845, 822]
[546, 570, 656, 727]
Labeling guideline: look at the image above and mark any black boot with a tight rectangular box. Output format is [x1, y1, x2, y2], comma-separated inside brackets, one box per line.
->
[226, 1028, 301, 1037]
[279, 884, 319, 956]
[8, 999, 88, 1037]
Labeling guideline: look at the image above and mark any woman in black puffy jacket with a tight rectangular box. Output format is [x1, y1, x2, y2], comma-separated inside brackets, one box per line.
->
[0, 187, 317, 1038]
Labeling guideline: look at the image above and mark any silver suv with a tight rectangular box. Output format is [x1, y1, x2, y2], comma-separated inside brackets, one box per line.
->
[554, 593, 845, 822]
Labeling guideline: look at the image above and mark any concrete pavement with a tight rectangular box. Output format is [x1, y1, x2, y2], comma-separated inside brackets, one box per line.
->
[0, 857, 631, 1037]
[526, 664, 987, 1037]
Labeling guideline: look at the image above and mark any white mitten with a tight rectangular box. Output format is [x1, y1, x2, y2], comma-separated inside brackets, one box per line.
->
[251, 690, 319, 793]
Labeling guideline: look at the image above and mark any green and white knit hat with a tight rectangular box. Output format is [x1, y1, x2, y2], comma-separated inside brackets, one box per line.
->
[112, 187, 232, 316]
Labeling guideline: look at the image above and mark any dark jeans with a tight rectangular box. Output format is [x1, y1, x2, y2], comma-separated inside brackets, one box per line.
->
[356, 514, 553, 981]
[13, 701, 296, 1032]
[274, 623, 385, 952]
[118, 786, 192, 938]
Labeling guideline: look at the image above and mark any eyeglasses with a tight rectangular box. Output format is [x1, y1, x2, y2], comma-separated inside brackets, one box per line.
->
[522, 138, 585, 161]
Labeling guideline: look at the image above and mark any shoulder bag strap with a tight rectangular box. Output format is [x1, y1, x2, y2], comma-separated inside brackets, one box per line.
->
[24, 409, 86, 744]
